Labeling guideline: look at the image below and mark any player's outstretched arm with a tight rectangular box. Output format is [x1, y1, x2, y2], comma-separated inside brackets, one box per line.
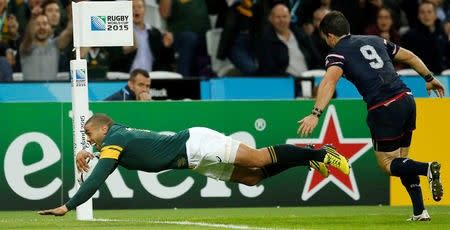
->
[38, 205, 68, 216]
[298, 66, 343, 137]
[394, 47, 446, 97]
[65, 159, 118, 210]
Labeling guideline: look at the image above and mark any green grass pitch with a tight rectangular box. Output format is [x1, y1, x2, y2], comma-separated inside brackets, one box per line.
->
[1, 206, 449, 229]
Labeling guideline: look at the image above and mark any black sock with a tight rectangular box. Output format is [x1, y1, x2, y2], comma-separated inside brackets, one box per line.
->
[268, 145, 326, 165]
[390, 158, 428, 176]
[401, 175, 424, 216]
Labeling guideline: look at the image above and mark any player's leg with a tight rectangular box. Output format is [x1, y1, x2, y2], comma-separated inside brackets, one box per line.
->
[400, 141, 443, 203]
[369, 95, 433, 220]
[233, 143, 349, 174]
[186, 127, 345, 183]
[374, 133, 431, 219]
[229, 167, 264, 186]
[230, 164, 305, 185]
[391, 130, 443, 202]
[401, 145, 433, 221]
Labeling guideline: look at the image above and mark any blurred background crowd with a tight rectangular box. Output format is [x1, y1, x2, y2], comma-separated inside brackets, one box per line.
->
[0, 0, 449, 82]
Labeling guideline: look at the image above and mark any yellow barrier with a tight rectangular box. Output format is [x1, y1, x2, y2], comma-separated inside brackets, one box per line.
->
[390, 98, 450, 206]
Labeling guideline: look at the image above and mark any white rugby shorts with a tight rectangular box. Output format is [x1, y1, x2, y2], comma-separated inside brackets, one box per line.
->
[185, 127, 240, 181]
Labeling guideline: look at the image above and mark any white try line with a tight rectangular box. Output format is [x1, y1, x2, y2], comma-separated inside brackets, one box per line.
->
[93, 218, 294, 230]
[0, 218, 305, 229]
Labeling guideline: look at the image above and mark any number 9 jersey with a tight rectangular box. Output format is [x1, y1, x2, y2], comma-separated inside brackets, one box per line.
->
[325, 35, 410, 108]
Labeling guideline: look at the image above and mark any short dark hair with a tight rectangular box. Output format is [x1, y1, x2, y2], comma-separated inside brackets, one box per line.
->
[86, 113, 114, 129]
[129, 69, 150, 82]
[42, 0, 60, 12]
[419, 1, 437, 11]
[319, 11, 350, 37]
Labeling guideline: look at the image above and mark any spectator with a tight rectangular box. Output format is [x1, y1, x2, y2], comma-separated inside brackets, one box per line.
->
[308, 7, 330, 62]
[42, 0, 62, 37]
[104, 69, 151, 101]
[7, 0, 43, 36]
[332, 0, 382, 35]
[19, 12, 72, 81]
[112, 0, 173, 73]
[297, 0, 330, 34]
[257, 3, 320, 77]
[0, 13, 21, 72]
[1, 46, 17, 69]
[401, 1, 449, 74]
[159, 0, 210, 77]
[428, 0, 447, 22]
[1, 0, 21, 48]
[0, 56, 12, 81]
[41, 0, 71, 72]
[365, 7, 401, 44]
[216, 0, 259, 75]
[296, 0, 330, 28]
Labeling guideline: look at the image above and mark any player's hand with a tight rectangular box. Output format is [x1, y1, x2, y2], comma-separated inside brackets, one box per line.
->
[76, 150, 94, 172]
[298, 115, 319, 137]
[426, 78, 445, 98]
[38, 205, 68, 216]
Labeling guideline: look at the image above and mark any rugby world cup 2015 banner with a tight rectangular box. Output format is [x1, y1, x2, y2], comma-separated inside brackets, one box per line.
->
[0, 100, 385, 210]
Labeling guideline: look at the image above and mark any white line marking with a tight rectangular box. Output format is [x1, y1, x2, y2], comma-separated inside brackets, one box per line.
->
[93, 218, 286, 230]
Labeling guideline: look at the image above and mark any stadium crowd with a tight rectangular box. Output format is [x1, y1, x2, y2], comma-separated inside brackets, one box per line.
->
[0, 0, 449, 81]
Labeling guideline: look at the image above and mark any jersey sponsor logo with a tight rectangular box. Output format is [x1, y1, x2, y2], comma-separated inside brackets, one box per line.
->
[287, 105, 372, 201]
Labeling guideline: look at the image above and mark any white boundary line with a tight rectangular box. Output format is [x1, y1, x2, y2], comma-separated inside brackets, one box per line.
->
[93, 218, 290, 230]
[0, 218, 299, 229]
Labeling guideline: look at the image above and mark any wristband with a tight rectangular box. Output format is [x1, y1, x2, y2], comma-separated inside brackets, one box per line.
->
[313, 107, 323, 114]
[311, 107, 322, 118]
[423, 73, 434, 83]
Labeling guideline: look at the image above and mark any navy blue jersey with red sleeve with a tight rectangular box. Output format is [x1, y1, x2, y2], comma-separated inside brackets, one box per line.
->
[325, 35, 410, 108]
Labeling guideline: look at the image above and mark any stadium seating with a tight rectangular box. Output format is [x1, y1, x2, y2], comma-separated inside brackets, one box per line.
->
[12, 72, 23, 81]
[149, 71, 183, 79]
[441, 69, 450, 76]
[397, 68, 419, 76]
[56, 72, 70, 80]
[300, 69, 326, 77]
[299, 69, 326, 98]
[11, 72, 70, 81]
[206, 28, 236, 76]
[106, 72, 129, 80]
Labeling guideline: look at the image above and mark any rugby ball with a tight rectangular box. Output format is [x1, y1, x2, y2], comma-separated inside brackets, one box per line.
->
[76, 157, 96, 184]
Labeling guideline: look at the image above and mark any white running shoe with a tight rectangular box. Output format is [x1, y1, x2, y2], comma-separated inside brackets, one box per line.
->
[407, 210, 431, 221]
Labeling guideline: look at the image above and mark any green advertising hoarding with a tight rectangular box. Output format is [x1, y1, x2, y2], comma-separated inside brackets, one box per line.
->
[0, 101, 387, 210]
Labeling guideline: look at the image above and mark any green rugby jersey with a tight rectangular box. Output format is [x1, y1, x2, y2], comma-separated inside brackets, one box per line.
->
[66, 124, 190, 210]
